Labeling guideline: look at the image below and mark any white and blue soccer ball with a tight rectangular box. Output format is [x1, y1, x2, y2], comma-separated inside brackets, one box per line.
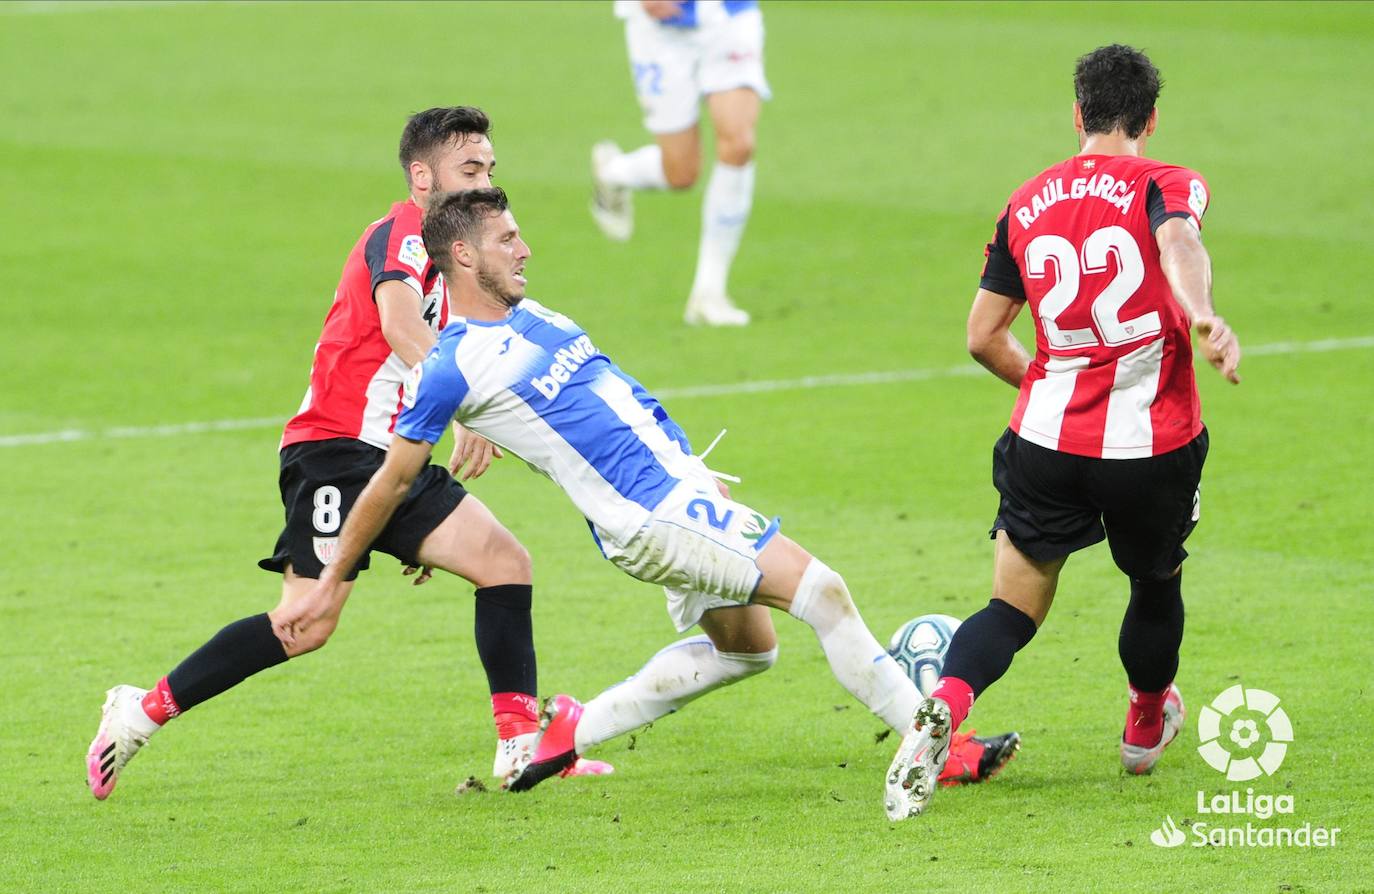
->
[888, 614, 961, 698]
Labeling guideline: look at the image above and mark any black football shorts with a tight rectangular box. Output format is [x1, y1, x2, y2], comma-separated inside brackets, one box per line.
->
[989, 427, 1208, 581]
[258, 438, 467, 581]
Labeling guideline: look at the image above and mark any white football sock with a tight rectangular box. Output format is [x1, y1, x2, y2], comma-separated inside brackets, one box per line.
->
[600, 143, 669, 190]
[690, 160, 755, 298]
[126, 693, 162, 738]
[575, 635, 776, 753]
[787, 559, 921, 731]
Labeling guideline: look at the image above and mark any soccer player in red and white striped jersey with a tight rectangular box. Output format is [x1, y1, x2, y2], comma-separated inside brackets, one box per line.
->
[886, 45, 1241, 820]
[86, 108, 607, 800]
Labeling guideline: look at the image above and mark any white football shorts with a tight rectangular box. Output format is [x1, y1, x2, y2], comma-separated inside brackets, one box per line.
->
[600, 476, 781, 632]
[622, 8, 771, 134]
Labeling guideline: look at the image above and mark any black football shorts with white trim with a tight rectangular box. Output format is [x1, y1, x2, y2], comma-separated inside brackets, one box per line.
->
[258, 438, 467, 581]
[990, 427, 1208, 581]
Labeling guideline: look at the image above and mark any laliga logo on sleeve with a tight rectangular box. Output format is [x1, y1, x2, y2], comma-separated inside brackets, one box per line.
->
[1197, 685, 1292, 781]
[402, 362, 423, 409]
[1188, 179, 1208, 222]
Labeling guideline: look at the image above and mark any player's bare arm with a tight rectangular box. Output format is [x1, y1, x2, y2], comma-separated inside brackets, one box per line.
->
[272, 436, 433, 648]
[967, 288, 1031, 388]
[1156, 218, 1241, 384]
[376, 279, 439, 367]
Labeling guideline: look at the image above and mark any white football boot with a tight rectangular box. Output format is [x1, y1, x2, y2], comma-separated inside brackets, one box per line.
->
[1121, 684, 1185, 775]
[590, 141, 633, 242]
[492, 730, 539, 783]
[684, 291, 750, 327]
[885, 697, 953, 820]
[86, 685, 160, 800]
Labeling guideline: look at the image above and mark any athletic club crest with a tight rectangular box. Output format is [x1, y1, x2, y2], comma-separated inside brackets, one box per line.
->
[313, 536, 339, 565]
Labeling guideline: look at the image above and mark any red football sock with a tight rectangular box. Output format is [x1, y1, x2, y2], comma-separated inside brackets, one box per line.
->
[140, 677, 181, 726]
[1124, 684, 1169, 747]
[931, 676, 975, 732]
[492, 692, 539, 738]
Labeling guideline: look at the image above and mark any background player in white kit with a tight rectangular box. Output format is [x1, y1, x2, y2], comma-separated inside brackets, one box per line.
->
[276, 188, 1021, 793]
[591, 0, 768, 326]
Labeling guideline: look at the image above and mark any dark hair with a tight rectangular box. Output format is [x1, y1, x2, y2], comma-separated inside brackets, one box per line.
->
[422, 187, 510, 274]
[398, 106, 492, 185]
[1074, 45, 1161, 139]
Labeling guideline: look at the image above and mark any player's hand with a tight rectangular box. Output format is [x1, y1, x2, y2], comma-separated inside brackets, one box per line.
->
[449, 423, 504, 481]
[1194, 315, 1241, 384]
[270, 582, 337, 650]
[401, 563, 434, 586]
[641, 0, 684, 20]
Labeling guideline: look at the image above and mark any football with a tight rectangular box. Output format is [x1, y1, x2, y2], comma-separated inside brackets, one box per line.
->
[887, 614, 962, 698]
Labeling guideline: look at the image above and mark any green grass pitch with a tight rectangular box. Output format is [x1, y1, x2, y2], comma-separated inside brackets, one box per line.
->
[2, 1, 1372, 891]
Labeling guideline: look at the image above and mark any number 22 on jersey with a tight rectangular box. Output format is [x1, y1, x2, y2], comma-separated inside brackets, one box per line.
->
[1025, 225, 1160, 350]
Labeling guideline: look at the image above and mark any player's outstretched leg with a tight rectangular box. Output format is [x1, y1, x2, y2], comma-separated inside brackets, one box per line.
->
[86, 594, 324, 800]
[506, 630, 776, 791]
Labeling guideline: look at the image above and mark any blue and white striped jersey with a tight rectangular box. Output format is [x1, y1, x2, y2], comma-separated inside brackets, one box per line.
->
[395, 299, 701, 547]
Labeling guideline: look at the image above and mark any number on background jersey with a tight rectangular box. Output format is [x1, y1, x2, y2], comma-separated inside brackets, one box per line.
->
[312, 485, 342, 534]
[687, 498, 734, 532]
[1025, 225, 1160, 349]
[633, 62, 663, 97]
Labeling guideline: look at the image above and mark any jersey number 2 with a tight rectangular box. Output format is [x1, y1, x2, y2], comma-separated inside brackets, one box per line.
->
[687, 498, 734, 532]
[1025, 225, 1160, 349]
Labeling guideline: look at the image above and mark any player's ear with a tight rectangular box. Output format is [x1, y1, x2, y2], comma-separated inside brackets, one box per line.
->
[410, 160, 431, 193]
[1144, 108, 1158, 137]
[1072, 102, 1084, 133]
[453, 239, 475, 270]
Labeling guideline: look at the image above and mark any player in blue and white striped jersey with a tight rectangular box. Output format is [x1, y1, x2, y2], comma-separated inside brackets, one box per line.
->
[274, 189, 1019, 792]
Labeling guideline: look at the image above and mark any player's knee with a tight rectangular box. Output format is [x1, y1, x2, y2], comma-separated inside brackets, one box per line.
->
[715, 130, 755, 166]
[482, 533, 532, 587]
[661, 152, 700, 189]
[810, 565, 857, 616]
[717, 644, 778, 681]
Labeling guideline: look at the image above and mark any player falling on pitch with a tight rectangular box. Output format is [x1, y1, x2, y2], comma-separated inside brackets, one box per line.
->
[85, 108, 607, 800]
[275, 187, 1021, 791]
[885, 45, 1242, 820]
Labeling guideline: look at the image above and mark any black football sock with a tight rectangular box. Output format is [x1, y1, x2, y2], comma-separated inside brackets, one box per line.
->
[940, 598, 1039, 697]
[165, 613, 289, 712]
[1118, 573, 1184, 693]
[474, 584, 537, 699]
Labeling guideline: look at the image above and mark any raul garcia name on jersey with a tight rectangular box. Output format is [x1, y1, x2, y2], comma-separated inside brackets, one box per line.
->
[1013, 172, 1138, 230]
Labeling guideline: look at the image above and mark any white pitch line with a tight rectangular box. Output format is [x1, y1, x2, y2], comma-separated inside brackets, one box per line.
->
[3, 334, 1371, 450]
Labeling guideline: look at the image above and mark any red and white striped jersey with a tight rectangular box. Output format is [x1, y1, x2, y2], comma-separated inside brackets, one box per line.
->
[281, 199, 449, 451]
[979, 154, 1210, 458]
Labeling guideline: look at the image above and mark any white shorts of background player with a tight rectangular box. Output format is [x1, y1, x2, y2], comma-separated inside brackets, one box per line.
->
[623, 7, 772, 134]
